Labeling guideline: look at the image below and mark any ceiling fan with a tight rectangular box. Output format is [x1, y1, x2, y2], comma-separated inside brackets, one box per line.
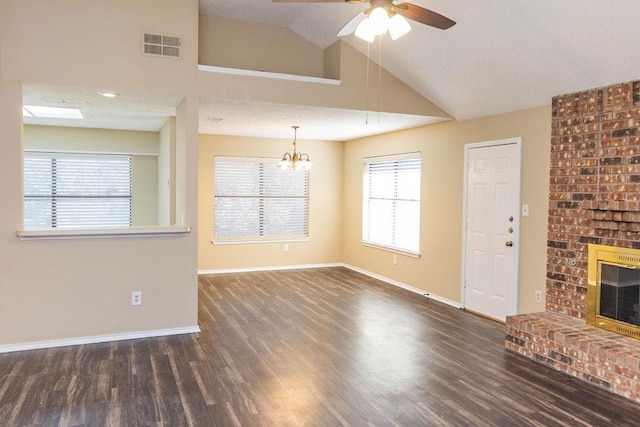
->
[272, 0, 456, 42]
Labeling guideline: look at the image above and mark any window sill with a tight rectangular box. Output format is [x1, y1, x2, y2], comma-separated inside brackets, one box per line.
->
[212, 238, 310, 245]
[16, 226, 191, 240]
[360, 241, 421, 259]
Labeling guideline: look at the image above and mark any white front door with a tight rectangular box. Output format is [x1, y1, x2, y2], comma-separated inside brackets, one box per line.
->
[463, 138, 521, 321]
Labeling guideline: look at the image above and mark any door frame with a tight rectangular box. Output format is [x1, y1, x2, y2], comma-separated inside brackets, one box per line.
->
[460, 137, 522, 318]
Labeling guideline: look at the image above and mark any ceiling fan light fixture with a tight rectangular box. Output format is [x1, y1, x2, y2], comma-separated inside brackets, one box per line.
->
[389, 13, 411, 40]
[355, 17, 376, 42]
[368, 7, 390, 35]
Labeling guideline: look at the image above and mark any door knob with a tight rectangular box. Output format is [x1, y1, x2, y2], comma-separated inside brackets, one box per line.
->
[505, 241, 513, 247]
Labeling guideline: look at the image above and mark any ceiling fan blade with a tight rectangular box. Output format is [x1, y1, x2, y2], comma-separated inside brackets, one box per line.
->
[395, 3, 456, 30]
[337, 11, 366, 37]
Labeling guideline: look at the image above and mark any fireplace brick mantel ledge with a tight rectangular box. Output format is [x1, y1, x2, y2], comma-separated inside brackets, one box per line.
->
[506, 312, 640, 404]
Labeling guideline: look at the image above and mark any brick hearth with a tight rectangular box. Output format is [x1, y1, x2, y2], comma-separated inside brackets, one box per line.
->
[506, 79, 640, 404]
[506, 313, 640, 402]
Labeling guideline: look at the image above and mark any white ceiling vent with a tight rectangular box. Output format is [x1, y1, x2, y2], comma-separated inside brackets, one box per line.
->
[143, 33, 181, 59]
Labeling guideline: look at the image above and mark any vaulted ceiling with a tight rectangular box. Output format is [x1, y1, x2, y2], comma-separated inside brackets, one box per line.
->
[202, 0, 640, 121]
[23, 1, 640, 141]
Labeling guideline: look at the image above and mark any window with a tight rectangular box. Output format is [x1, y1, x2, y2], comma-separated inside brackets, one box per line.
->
[24, 152, 132, 229]
[362, 153, 421, 255]
[214, 156, 309, 242]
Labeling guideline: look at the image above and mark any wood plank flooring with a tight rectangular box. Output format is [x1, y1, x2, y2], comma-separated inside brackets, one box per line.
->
[1, 267, 639, 426]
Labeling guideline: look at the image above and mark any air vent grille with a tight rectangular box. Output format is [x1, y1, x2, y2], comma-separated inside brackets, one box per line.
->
[143, 33, 181, 59]
[617, 254, 640, 264]
[616, 325, 640, 338]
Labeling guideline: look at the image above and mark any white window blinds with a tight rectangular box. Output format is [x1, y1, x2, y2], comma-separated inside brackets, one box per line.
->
[24, 152, 132, 229]
[363, 153, 421, 254]
[214, 156, 309, 242]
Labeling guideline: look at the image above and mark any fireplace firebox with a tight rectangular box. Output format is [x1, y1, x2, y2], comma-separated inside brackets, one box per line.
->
[588, 244, 640, 339]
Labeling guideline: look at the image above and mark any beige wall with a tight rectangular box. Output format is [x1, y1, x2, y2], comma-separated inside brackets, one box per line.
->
[23, 125, 160, 226]
[198, 41, 450, 119]
[131, 155, 159, 226]
[342, 106, 551, 314]
[0, 0, 553, 352]
[196, 16, 449, 119]
[1, 0, 197, 94]
[198, 135, 343, 271]
[323, 42, 341, 81]
[158, 117, 176, 226]
[22, 125, 159, 154]
[199, 15, 325, 78]
[0, 0, 199, 347]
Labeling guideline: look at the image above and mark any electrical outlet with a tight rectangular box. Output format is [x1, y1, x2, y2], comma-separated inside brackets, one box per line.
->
[535, 290, 542, 304]
[522, 204, 530, 217]
[284, 243, 289, 252]
[392, 254, 398, 265]
[131, 291, 142, 306]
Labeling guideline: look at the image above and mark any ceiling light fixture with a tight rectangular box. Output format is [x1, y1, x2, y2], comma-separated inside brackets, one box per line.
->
[22, 105, 83, 119]
[279, 126, 312, 171]
[388, 13, 412, 40]
[98, 91, 119, 98]
[355, 7, 411, 42]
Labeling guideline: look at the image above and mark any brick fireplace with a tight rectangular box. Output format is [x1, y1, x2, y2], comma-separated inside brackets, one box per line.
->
[505, 79, 640, 404]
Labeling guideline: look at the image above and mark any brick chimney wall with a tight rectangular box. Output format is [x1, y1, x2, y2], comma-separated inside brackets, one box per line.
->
[548, 79, 640, 319]
[505, 79, 640, 404]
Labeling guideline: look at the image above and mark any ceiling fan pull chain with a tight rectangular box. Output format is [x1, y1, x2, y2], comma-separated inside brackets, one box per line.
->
[365, 41, 370, 125]
[378, 35, 382, 123]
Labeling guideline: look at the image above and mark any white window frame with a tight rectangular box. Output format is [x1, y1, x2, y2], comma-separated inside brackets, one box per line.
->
[23, 151, 132, 230]
[213, 156, 310, 244]
[362, 152, 421, 257]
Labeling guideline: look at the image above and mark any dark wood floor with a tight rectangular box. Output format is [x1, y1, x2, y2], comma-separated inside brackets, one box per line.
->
[1, 267, 639, 426]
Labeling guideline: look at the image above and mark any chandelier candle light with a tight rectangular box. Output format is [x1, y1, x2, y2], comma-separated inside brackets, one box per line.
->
[279, 126, 313, 171]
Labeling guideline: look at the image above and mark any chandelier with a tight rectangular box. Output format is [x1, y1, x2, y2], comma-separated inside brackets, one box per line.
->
[279, 126, 313, 171]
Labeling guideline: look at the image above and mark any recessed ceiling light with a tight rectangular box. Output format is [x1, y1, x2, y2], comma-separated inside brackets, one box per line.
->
[98, 91, 119, 98]
[23, 105, 83, 119]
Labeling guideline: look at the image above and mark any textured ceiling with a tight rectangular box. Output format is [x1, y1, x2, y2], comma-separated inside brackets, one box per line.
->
[23, 84, 181, 132]
[201, 0, 640, 121]
[199, 99, 446, 141]
[25, 1, 640, 141]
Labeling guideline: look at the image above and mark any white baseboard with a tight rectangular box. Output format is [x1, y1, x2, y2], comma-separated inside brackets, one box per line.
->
[0, 325, 201, 354]
[198, 263, 342, 275]
[199, 262, 460, 309]
[341, 264, 462, 309]
[1, 265, 456, 354]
